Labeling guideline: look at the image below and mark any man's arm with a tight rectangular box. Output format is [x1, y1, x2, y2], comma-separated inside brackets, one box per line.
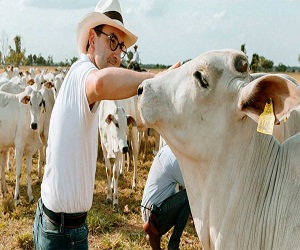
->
[85, 67, 154, 105]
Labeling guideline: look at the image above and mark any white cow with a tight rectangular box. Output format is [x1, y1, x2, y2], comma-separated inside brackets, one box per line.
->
[99, 100, 136, 211]
[0, 77, 26, 93]
[0, 86, 45, 204]
[37, 81, 56, 181]
[138, 49, 300, 249]
[0, 65, 19, 79]
[53, 73, 64, 98]
[0, 76, 45, 173]
[114, 96, 144, 189]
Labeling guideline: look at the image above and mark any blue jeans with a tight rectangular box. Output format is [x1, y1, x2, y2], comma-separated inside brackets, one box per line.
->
[156, 189, 191, 250]
[33, 198, 89, 250]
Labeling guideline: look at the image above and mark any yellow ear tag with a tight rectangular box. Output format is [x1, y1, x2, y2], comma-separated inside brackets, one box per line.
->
[257, 98, 275, 135]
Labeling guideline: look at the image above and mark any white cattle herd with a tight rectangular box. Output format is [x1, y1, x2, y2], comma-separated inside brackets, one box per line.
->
[1, 49, 300, 249]
[0, 66, 65, 204]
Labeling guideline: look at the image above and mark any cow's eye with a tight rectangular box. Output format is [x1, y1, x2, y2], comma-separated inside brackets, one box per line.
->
[194, 71, 209, 89]
[115, 123, 119, 128]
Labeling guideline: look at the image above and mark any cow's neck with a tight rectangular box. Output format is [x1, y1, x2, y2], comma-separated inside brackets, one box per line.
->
[182, 129, 290, 249]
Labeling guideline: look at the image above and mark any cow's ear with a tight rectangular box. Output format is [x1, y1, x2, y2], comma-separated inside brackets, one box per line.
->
[44, 81, 54, 89]
[20, 95, 30, 105]
[27, 78, 35, 86]
[238, 74, 300, 124]
[127, 116, 137, 127]
[105, 114, 113, 124]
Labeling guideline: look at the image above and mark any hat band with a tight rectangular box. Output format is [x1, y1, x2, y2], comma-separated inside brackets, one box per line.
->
[103, 11, 123, 24]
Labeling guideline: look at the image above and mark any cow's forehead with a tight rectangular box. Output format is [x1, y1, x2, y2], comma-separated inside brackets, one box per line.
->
[30, 90, 43, 103]
[194, 49, 248, 72]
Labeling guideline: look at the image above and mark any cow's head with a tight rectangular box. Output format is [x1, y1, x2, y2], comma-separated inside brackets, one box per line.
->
[137, 49, 300, 158]
[104, 107, 136, 156]
[19, 86, 45, 131]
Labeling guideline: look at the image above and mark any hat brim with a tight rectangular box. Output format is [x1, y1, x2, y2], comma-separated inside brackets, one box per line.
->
[76, 12, 138, 55]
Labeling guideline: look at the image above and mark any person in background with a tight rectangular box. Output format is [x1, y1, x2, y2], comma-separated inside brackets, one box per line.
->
[32, 0, 180, 249]
[141, 145, 191, 250]
[127, 44, 140, 69]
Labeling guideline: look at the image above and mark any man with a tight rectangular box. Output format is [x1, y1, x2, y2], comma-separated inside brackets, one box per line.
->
[127, 44, 140, 69]
[141, 145, 191, 250]
[33, 0, 179, 249]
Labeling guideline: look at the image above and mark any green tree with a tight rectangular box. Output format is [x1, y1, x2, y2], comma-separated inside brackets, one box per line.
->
[298, 54, 300, 65]
[70, 56, 78, 65]
[33, 54, 37, 65]
[241, 44, 247, 54]
[47, 55, 54, 66]
[36, 53, 46, 65]
[26, 54, 33, 65]
[259, 56, 274, 72]
[250, 53, 260, 72]
[275, 63, 287, 72]
[6, 35, 26, 66]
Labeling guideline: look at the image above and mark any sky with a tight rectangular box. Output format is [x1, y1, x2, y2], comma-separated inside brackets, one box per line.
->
[0, 0, 300, 66]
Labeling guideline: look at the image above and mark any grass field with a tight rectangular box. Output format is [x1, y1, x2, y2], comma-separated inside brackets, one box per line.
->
[0, 138, 202, 250]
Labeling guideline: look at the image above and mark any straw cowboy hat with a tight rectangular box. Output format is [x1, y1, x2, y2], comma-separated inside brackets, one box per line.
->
[76, 0, 137, 55]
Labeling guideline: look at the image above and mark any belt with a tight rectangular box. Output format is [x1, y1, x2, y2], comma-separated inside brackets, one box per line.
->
[42, 204, 87, 228]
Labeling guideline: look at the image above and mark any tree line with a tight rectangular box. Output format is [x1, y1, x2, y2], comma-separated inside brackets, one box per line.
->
[0, 33, 78, 67]
[1, 33, 300, 72]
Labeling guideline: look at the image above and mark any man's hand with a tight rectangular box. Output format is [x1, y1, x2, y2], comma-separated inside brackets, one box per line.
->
[156, 61, 181, 77]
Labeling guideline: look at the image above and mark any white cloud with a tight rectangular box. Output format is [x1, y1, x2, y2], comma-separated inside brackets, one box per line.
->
[213, 10, 226, 19]
[20, 0, 96, 9]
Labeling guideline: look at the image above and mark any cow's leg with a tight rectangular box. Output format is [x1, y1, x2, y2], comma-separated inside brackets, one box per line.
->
[141, 129, 148, 161]
[25, 154, 34, 203]
[112, 155, 121, 212]
[6, 148, 13, 171]
[131, 126, 140, 190]
[105, 157, 113, 205]
[125, 127, 131, 172]
[120, 154, 125, 176]
[37, 145, 46, 183]
[0, 150, 8, 198]
[125, 151, 130, 172]
[14, 146, 24, 205]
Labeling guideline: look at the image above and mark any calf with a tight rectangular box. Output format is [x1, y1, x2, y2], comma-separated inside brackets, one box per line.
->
[99, 100, 135, 211]
[115, 96, 145, 189]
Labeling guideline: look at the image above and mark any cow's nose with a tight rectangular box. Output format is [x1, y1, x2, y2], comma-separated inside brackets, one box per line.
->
[137, 86, 143, 96]
[31, 123, 38, 130]
[122, 146, 129, 154]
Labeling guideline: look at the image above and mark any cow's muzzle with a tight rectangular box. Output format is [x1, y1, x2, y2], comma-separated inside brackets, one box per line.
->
[31, 123, 38, 130]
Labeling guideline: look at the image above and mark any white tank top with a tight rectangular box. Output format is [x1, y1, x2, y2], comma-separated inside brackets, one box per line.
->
[41, 54, 99, 213]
